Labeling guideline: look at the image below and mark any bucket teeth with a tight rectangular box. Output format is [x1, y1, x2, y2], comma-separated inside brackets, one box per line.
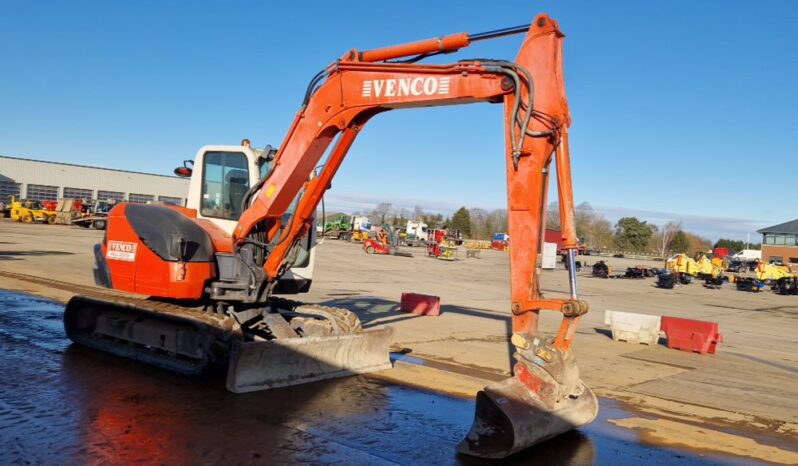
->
[458, 333, 598, 459]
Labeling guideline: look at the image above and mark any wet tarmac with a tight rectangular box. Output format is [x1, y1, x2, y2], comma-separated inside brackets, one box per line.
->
[0, 290, 767, 465]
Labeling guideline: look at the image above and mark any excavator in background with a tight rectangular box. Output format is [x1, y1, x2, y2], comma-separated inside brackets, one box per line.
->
[63, 13, 596, 458]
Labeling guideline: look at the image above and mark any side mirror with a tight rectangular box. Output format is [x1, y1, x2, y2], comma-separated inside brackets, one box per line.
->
[257, 145, 278, 165]
[174, 160, 194, 177]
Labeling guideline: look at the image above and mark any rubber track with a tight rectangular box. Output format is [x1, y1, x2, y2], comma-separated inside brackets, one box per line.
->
[1, 271, 363, 332]
[0, 271, 230, 328]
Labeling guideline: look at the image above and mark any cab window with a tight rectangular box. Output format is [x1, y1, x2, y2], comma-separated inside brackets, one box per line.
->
[201, 151, 250, 220]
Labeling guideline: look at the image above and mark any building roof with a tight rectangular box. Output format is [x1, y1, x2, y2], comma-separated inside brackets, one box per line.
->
[757, 219, 798, 234]
[0, 154, 182, 179]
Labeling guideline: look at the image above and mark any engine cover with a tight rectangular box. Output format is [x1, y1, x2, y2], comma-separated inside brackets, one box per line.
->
[99, 203, 216, 299]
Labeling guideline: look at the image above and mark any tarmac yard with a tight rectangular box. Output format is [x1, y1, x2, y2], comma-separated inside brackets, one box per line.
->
[1, 220, 797, 465]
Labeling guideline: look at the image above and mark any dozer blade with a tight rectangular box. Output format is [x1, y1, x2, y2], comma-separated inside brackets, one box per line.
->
[457, 378, 598, 458]
[226, 326, 394, 393]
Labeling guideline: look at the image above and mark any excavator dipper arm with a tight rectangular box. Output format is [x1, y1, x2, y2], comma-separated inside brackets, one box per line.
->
[230, 14, 596, 457]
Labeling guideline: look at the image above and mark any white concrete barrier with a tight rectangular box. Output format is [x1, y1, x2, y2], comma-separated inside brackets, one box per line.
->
[604, 310, 661, 346]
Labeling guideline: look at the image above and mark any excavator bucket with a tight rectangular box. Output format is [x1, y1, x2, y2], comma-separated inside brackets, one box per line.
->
[226, 326, 394, 393]
[458, 333, 599, 458]
[458, 378, 598, 458]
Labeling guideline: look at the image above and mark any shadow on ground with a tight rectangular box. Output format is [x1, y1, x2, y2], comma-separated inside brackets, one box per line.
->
[0, 250, 74, 257]
[593, 327, 668, 347]
[319, 295, 516, 374]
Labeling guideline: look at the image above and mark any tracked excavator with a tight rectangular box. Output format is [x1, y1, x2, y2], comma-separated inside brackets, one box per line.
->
[63, 13, 597, 458]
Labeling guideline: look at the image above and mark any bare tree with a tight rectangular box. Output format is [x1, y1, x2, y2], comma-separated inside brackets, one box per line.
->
[658, 221, 681, 258]
[413, 205, 424, 221]
[468, 208, 489, 240]
[488, 209, 508, 234]
[590, 218, 614, 251]
[370, 202, 393, 225]
[546, 201, 560, 230]
[573, 202, 597, 240]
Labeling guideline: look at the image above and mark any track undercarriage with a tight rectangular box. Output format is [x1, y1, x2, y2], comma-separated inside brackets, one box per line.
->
[63, 294, 394, 393]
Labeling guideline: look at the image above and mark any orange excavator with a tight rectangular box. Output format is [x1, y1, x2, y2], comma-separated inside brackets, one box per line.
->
[63, 13, 596, 458]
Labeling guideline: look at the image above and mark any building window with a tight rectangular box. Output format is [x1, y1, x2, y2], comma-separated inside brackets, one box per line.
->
[97, 190, 125, 202]
[63, 187, 94, 200]
[790, 257, 798, 264]
[158, 196, 182, 205]
[769, 256, 783, 264]
[201, 151, 250, 220]
[0, 181, 21, 203]
[27, 184, 58, 201]
[129, 193, 154, 204]
[764, 234, 775, 244]
[786, 235, 797, 247]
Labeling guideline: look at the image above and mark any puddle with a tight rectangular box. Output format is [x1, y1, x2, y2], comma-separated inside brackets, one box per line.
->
[0, 290, 770, 465]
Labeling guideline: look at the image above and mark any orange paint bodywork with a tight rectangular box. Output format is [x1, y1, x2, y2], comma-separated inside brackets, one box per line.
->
[354, 32, 471, 62]
[103, 204, 214, 299]
[193, 218, 233, 254]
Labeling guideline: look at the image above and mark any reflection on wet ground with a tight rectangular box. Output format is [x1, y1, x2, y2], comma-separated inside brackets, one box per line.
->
[0, 290, 763, 465]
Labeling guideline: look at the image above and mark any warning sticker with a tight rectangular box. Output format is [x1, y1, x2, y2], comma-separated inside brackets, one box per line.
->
[106, 241, 138, 262]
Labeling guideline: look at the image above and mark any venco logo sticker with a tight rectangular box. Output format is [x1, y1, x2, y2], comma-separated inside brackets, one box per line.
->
[362, 77, 451, 98]
[106, 241, 138, 262]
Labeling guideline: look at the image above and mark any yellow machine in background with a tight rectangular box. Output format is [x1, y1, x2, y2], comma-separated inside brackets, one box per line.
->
[756, 262, 795, 281]
[665, 253, 699, 276]
[696, 255, 724, 278]
[352, 230, 369, 242]
[463, 240, 492, 250]
[438, 238, 458, 260]
[8, 196, 56, 224]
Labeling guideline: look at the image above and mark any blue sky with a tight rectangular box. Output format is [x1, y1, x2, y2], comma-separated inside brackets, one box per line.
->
[1, 1, 796, 241]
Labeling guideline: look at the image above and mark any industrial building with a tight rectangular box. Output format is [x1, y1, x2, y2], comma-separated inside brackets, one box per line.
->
[758, 218, 798, 272]
[0, 155, 189, 205]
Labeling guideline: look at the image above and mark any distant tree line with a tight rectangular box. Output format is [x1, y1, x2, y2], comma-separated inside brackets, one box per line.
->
[546, 202, 714, 256]
[713, 238, 760, 251]
[347, 203, 507, 240]
[343, 201, 735, 255]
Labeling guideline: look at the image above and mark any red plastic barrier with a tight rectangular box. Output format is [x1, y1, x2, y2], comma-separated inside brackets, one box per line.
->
[490, 240, 508, 251]
[400, 293, 441, 316]
[660, 316, 723, 354]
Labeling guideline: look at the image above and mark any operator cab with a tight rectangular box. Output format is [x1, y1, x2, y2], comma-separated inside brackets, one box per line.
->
[182, 142, 316, 293]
